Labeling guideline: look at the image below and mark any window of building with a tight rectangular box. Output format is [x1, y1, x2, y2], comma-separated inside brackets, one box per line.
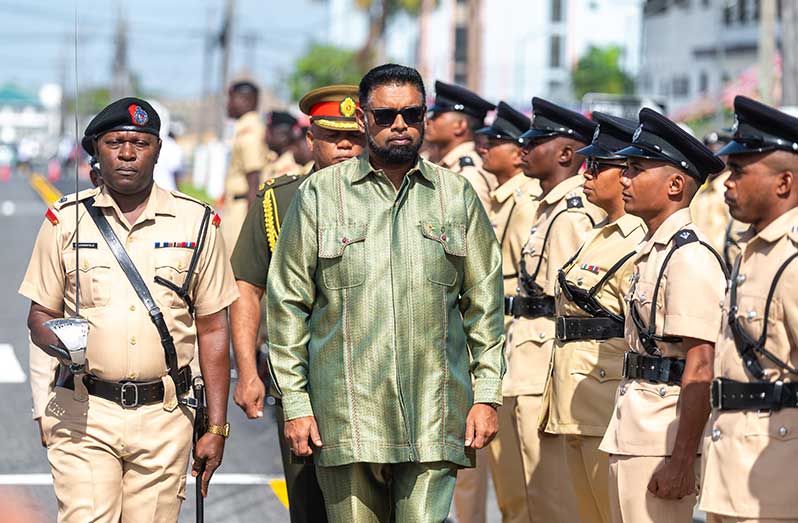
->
[723, 3, 733, 24]
[702, 0, 710, 7]
[699, 70, 709, 93]
[551, 0, 563, 22]
[738, 0, 748, 23]
[454, 26, 468, 63]
[549, 34, 562, 68]
[673, 76, 690, 97]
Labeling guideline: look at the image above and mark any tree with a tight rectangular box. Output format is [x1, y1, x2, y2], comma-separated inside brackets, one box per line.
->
[353, 0, 436, 68]
[571, 46, 634, 100]
[287, 44, 368, 102]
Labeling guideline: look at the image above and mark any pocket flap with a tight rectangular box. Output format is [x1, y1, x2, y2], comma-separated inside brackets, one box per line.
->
[420, 221, 467, 257]
[318, 223, 367, 259]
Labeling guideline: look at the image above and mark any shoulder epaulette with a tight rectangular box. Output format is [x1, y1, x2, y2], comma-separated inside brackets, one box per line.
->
[257, 173, 306, 197]
[673, 228, 698, 247]
[171, 190, 211, 209]
[459, 156, 475, 168]
[263, 187, 280, 253]
[52, 187, 98, 211]
[566, 195, 584, 209]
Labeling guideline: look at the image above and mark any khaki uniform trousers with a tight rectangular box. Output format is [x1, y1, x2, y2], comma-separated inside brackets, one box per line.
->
[316, 461, 457, 523]
[707, 516, 798, 523]
[514, 394, 578, 522]
[452, 447, 489, 523]
[42, 386, 193, 523]
[565, 434, 611, 523]
[221, 198, 249, 256]
[608, 455, 698, 523]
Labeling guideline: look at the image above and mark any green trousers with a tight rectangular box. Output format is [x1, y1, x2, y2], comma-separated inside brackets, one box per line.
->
[315, 461, 458, 523]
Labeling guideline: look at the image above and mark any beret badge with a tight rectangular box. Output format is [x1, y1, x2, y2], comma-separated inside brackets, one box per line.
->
[128, 104, 149, 127]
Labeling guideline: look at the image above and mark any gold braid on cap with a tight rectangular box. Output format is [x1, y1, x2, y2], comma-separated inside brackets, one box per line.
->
[312, 117, 358, 130]
[262, 188, 281, 253]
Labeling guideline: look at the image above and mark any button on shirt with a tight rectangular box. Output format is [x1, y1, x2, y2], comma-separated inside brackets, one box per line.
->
[19, 184, 239, 383]
[600, 208, 726, 456]
[266, 153, 505, 468]
[546, 213, 646, 436]
[700, 206, 798, 519]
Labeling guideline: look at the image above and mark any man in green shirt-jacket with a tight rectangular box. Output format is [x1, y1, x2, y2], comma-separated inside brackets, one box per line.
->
[266, 64, 506, 522]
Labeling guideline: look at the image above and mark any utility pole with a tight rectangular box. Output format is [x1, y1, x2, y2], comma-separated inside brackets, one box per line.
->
[782, 1, 798, 106]
[242, 32, 257, 75]
[466, 0, 483, 92]
[758, 0, 777, 104]
[110, 1, 133, 100]
[218, 0, 235, 139]
[199, 6, 214, 143]
[417, 0, 433, 83]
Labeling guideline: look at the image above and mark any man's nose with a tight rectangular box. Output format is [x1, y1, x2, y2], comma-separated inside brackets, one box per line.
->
[118, 142, 136, 160]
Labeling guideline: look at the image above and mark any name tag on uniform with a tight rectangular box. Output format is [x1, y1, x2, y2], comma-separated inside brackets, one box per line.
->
[72, 242, 98, 249]
[154, 242, 196, 249]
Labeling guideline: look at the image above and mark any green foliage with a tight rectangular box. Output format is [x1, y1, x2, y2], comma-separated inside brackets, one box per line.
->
[572, 46, 635, 100]
[288, 44, 369, 101]
[177, 182, 214, 205]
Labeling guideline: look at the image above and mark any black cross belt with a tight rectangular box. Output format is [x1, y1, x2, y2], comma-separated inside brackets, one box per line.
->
[556, 316, 624, 342]
[711, 377, 798, 411]
[504, 295, 555, 318]
[622, 352, 685, 385]
[61, 366, 192, 408]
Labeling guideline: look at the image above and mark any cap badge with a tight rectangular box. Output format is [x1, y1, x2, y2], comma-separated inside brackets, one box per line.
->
[731, 116, 739, 135]
[128, 104, 149, 127]
[339, 97, 357, 118]
[633, 125, 643, 142]
[592, 124, 601, 144]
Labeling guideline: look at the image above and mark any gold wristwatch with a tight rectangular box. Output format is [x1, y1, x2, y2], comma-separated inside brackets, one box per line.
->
[207, 423, 230, 438]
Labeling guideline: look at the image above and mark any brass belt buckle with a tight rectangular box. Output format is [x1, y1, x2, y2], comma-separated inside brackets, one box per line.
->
[622, 352, 632, 378]
[555, 316, 567, 341]
[120, 382, 140, 408]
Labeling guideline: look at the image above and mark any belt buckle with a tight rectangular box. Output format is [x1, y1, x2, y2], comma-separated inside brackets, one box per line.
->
[622, 352, 631, 378]
[555, 316, 567, 341]
[120, 382, 139, 408]
[710, 378, 722, 409]
[504, 296, 514, 316]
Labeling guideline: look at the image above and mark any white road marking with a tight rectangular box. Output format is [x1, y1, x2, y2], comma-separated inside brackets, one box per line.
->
[0, 473, 281, 486]
[0, 344, 26, 383]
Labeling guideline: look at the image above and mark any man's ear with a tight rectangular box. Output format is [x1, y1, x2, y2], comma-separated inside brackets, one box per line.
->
[558, 143, 575, 166]
[355, 107, 367, 134]
[154, 138, 162, 164]
[452, 115, 468, 138]
[305, 128, 315, 153]
[668, 171, 687, 198]
[776, 169, 795, 198]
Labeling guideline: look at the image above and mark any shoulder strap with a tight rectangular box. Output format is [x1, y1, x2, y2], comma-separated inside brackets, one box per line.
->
[459, 155, 475, 168]
[498, 200, 517, 249]
[632, 228, 728, 355]
[82, 198, 180, 384]
[729, 251, 798, 379]
[263, 188, 280, 254]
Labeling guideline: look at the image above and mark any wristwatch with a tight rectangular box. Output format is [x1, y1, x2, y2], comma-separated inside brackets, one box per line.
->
[207, 423, 231, 439]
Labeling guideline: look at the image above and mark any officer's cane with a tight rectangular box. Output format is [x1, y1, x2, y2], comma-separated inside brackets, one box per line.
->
[192, 377, 208, 523]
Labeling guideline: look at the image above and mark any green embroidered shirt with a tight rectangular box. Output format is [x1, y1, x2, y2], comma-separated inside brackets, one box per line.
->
[266, 153, 505, 467]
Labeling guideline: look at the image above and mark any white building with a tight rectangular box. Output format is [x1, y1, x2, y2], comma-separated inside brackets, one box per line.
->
[327, 0, 642, 110]
[638, 0, 773, 116]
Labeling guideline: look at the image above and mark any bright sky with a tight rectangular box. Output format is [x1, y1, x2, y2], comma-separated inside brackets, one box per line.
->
[0, 0, 327, 100]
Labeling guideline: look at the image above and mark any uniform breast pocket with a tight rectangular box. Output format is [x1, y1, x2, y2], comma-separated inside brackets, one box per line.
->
[153, 250, 194, 309]
[419, 221, 466, 287]
[318, 223, 367, 290]
[63, 252, 112, 308]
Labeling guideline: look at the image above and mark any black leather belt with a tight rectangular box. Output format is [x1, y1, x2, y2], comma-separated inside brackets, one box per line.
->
[623, 352, 684, 385]
[504, 295, 555, 318]
[711, 377, 798, 411]
[61, 366, 192, 408]
[556, 316, 624, 341]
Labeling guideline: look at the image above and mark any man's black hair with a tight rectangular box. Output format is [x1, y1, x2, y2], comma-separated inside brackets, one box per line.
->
[359, 64, 426, 107]
[230, 80, 259, 97]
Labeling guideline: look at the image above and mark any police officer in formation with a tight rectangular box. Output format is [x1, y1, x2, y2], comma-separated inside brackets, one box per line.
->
[23, 74, 798, 523]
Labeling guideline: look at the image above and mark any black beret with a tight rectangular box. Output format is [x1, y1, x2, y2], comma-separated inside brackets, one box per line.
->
[615, 108, 725, 183]
[82, 97, 160, 155]
[520, 97, 597, 145]
[716, 95, 798, 156]
[269, 110, 298, 128]
[576, 112, 637, 159]
[428, 81, 496, 123]
[475, 101, 530, 141]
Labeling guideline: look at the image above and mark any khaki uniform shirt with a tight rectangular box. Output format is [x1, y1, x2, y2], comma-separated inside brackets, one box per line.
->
[504, 175, 605, 397]
[266, 153, 505, 467]
[545, 214, 646, 436]
[700, 206, 798, 519]
[262, 150, 302, 184]
[690, 172, 747, 268]
[440, 141, 498, 211]
[19, 184, 239, 383]
[600, 208, 726, 456]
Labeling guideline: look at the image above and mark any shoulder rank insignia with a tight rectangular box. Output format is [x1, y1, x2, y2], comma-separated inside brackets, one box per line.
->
[212, 213, 221, 228]
[459, 156, 475, 168]
[258, 182, 265, 191]
[674, 228, 697, 247]
[566, 196, 583, 209]
[45, 208, 59, 225]
[263, 188, 280, 253]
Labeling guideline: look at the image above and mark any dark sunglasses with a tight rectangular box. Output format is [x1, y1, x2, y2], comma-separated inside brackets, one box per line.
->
[368, 105, 426, 126]
[586, 158, 627, 174]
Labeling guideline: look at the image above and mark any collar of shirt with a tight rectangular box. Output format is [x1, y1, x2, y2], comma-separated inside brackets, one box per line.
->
[541, 174, 584, 205]
[491, 172, 527, 204]
[440, 140, 477, 169]
[236, 110, 261, 131]
[639, 207, 693, 255]
[741, 205, 798, 245]
[353, 152, 434, 184]
[92, 183, 177, 229]
[612, 213, 646, 238]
